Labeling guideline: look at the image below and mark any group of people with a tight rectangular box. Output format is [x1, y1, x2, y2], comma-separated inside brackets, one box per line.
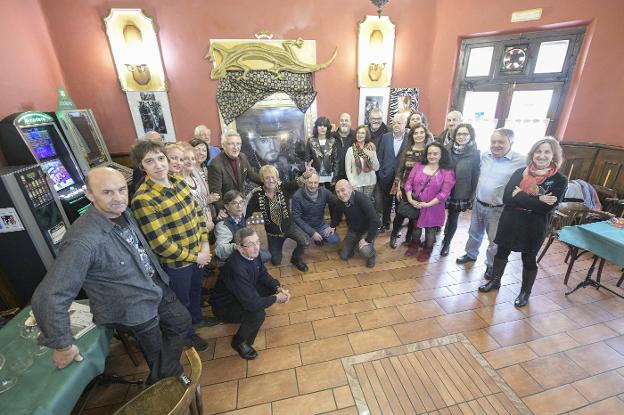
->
[30, 108, 567, 387]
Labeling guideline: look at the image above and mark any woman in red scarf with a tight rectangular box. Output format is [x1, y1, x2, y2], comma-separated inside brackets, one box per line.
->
[479, 138, 567, 307]
[345, 125, 380, 198]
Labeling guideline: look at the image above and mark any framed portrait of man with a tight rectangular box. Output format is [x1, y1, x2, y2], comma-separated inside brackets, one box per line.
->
[358, 87, 390, 125]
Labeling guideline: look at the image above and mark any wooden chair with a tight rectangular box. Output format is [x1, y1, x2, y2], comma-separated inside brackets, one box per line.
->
[114, 347, 203, 415]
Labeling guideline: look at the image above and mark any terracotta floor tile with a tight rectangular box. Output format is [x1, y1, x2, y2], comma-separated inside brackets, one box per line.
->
[200, 323, 239, 339]
[473, 302, 527, 326]
[518, 294, 563, 316]
[561, 302, 616, 327]
[289, 306, 334, 324]
[313, 260, 351, 273]
[320, 276, 360, 291]
[219, 403, 271, 415]
[332, 300, 377, 316]
[445, 280, 483, 295]
[306, 290, 349, 309]
[483, 344, 538, 369]
[302, 269, 340, 281]
[568, 322, 619, 345]
[265, 321, 316, 348]
[523, 384, 589, 414]
[201, 380, 237, 414]
[247, 344, 301, 376]
[356, 306, 405, 330]
[392, 318, 447, 344]
[390, 265, 425, 280]
[572, 370, 624, 402]
[487, 319, 543, 347]
[272, 389, 336, 415]
[464, 328, 501, 353]
[299, 335, 354, 365]
[287, 280, 324, 296]
[237, 369, 298, 408]
[606, 335, 624, 355]
[410, 286, 454, 301]
[527, 310, 581, 336]
[498, 364, 544, 397]
[434, 292, 484, 314]
[521, 353, 589, 389]
[348, 326, 402, 354]
[320, 406, 358, 415]
[526, 332, 580, 356]
[333, 385, 355, 409]
[570, 396, 624, 415]
[344, 284, 388, 301]
[605, 317, 624, 335]
[474, 285, 519, 306]
[296, 359, 348, 394]
[200, 355, 247, 386]
[356, 270, 396, 285]
[565, 342, 624, 375]
[373, 293, 415, 308]
[312, 314, 361, 339]
[435, 310, 488, 333]
[259, 313, 291, 330]
[265, 295, 308, 316]
[381, 278, 422, 296]
[397, 300, 446, 321]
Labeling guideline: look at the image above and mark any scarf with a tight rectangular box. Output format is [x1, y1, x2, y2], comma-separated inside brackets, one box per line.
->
[452, 140, 475, 155]
[353, 142, 374, 175]
[519, 162, 558, 195]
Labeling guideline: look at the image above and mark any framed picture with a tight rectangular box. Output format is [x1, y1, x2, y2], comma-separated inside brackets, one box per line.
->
[358, 87, 390, 125]
[388, 88, 420, 123]
[220, 93, 317, 183]
[126, 91, 176, 142]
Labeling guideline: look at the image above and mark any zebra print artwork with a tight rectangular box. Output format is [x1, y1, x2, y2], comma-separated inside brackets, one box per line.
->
[388, 88, 420, 124]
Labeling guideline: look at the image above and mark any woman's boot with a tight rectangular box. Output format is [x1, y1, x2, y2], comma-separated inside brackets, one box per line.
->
[440, 237, 451, 257]
[417, 246, 433, 262]
[404, 239, 421, 257]
[478, 257, 507, 292]
[515, 268, 538, 307]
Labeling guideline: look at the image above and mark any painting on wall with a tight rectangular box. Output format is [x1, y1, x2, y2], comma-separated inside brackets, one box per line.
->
[388, 88, 420, 123]
[126, 91, 176, 142]
[358, 87, 390, 125]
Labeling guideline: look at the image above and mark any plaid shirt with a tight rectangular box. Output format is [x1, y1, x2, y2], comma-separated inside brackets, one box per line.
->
[132, 175, 208, 269]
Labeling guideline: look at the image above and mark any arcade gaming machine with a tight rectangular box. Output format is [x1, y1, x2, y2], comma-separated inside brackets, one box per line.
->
[0, 112, 91, 223]
[0, 165, 70, 305]
[52, 109, 133, 183]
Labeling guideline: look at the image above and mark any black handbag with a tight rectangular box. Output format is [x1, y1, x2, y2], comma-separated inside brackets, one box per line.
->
[396, 169, 438, 220]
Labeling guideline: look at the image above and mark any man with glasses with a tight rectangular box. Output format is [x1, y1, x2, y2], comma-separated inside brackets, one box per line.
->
[367, 108, 388, 150]
[210, 228, 290, 360]
[214, 190, 271, 264]
[208, 130, 263, 212]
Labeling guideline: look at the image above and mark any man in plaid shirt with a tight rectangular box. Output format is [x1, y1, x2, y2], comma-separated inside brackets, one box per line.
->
[131, 140, 212, 351]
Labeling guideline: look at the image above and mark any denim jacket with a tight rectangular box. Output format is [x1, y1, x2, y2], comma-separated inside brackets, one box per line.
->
[32, 207, 168, 349]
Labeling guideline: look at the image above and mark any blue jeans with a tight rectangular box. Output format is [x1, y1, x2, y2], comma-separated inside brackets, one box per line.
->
[463, 202, 504, 267]
[163, 263, 204, 336]
[317, 223, 340, 245]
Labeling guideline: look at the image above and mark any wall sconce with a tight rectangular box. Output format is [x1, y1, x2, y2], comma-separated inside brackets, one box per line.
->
[358, 15, 395, 87]
[104, 9, 167, 91]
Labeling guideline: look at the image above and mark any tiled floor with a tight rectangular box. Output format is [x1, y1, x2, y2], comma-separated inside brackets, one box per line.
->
[75, 213, 624, 414]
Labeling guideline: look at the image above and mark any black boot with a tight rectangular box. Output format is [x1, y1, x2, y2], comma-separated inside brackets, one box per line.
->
[440, 239, 450, 257]
[478, 257, 507, 292]
[515, 268, 537, 307]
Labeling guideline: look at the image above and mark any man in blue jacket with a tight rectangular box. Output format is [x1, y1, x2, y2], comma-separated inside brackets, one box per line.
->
[209, 228, 290, 360]
[292, 173, 341, 246]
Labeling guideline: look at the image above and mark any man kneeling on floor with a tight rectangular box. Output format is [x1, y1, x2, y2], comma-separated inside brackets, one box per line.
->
[209, 227, 290, 360]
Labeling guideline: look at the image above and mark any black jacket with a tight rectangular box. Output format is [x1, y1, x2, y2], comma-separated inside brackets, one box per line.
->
[335, 191, 381, 243]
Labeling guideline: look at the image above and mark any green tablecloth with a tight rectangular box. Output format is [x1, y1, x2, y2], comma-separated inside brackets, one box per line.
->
[559, 221, 624, 267]
[0, 301, 112, 415]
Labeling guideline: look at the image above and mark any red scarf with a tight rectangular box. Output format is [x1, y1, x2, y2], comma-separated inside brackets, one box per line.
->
[519, 162, 557, 195]
[353, 142, 374, 174]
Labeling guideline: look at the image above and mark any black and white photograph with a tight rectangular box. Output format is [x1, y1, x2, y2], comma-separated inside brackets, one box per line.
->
[126, 91, 177, 142]
[358, 87, 390, 125]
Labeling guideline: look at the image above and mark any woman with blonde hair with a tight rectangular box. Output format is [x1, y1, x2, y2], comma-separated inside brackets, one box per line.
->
[181, 144, 217, 231]
[479, 138, 567, 307]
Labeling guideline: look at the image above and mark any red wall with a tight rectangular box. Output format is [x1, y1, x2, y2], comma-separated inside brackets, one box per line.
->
[1, 0, 622, 157]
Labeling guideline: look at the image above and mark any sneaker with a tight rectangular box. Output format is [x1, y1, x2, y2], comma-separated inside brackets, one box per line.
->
[179, 373, 191, 387]
[456, 254, 476, 265]
[186, 333, 209, 352]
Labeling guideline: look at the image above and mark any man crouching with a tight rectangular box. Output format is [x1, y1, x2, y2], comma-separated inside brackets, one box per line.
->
[209, 228, 290, 360]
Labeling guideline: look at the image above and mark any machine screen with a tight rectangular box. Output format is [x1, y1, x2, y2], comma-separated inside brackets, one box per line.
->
[23, 127, 58, 160]
[41, 158, 75, 191]
[66, 111, 106, 166]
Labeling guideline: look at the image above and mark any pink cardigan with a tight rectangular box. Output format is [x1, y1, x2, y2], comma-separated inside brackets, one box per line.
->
[404, 163, 456, 228]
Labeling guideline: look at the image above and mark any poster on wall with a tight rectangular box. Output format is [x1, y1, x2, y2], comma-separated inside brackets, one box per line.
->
[388, 88, 420, 123]
[126, 91, 176, 142]
[358, 87, 390, 125]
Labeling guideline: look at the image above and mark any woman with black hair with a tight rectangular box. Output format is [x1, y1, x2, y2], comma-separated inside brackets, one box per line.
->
[407, 111, 429, 129]
[440, 123, 481, 256]
[305, 116, 339, 187]
[190, 138, 211, 184]
[403, 143, 456, 261]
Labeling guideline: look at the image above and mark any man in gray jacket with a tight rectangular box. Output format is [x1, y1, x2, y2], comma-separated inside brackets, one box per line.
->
[31, 167, 191, 385]
[291, 173, 340, 246]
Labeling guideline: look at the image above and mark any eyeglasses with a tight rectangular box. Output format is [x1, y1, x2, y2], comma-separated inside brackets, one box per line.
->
[228, 200, 244, 206]
[241, 240, 261, 248]
[456, 132, 471, 136]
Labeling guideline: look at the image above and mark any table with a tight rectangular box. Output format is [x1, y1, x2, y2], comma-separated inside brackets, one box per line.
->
[0, 302, 112, 415]
[559, 221, 624, 299]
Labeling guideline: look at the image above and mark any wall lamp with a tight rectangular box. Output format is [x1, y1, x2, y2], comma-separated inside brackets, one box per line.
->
[104, 9, 167, 91]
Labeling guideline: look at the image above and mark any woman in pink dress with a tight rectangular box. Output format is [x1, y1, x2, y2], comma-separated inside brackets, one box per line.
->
[404, 143, 456, 261]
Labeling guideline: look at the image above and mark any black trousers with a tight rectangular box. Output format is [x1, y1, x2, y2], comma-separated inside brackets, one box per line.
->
[108, 284, 191, 385]
[376, 180, 394, 227]
[443, 207, 462, 243]
[212, 283, 275, 346]
[267, 222, 311, 265]
[412, 224, 438, 248]
[495, 246, 538, 270]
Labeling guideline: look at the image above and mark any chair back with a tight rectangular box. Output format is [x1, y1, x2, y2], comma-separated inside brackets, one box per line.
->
[169, 347, 202, 415]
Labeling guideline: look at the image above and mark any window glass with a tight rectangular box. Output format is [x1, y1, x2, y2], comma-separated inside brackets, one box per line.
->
[534, 40, 569, 73]
[466, 47, 494, 77]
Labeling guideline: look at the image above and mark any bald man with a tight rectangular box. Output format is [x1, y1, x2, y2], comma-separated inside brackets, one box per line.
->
[334, 179, 380, 268]
[331, 113, 355, 181]
[194, 124, 221, 163]
[32, 167, 192, 386]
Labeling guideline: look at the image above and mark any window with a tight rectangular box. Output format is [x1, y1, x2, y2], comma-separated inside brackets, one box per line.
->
[452, 28, 584, 153]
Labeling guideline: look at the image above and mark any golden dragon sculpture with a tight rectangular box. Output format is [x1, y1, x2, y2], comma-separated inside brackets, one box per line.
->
[206, 38, 337, 80]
